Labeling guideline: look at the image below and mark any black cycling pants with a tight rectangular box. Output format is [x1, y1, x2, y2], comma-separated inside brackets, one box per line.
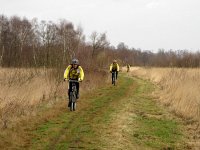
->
[112, 71, 118, 82]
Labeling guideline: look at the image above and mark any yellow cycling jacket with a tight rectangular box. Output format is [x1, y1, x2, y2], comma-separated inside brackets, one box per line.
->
[64, 65, 84, 81]
[110, 63, 119, 72]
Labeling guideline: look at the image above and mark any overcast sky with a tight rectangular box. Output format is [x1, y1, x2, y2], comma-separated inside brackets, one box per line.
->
[1, 0, 200, 51]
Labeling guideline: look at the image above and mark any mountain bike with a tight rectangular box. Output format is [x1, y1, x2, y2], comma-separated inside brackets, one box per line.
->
[69, 80, 79, 111]
[111, 71, 117, 86]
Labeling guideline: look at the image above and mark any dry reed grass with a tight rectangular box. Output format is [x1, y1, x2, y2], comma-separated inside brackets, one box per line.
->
[0, 67, 109, 129]
[126, 67, 200, 148]
[126, 67, 200, 122]
[0, 68, 61, 128]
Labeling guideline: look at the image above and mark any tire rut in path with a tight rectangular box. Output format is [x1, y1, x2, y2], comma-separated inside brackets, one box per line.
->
[98, 79, 147, 150]
[40, 75, 135, 150]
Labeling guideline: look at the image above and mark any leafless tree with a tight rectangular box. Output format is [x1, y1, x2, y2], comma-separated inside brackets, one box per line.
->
[90, 31, 110, 58]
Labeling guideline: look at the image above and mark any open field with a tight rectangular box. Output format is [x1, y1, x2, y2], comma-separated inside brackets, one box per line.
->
[0, 74, 189, 149]
[1, 67, 200, 149]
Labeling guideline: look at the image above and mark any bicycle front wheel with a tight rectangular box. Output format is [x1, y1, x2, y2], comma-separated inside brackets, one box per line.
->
[70, 92, 77, 111]
[73, 102, 76, 111]
[70, 102, 76, 111]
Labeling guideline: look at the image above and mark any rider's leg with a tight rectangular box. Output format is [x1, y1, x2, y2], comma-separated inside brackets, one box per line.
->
[116, 71, 118, 80]
[76, 82, 80, 99]
[112, 72, 114, 84]
[68, 82, 72, 107]
[68, 82, 72, 98]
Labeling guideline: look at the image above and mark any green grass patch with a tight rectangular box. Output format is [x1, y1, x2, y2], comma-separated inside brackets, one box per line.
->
[31, 113, 72, 149]
[131, 78, 183, 149]
[133, 116, 181, 148]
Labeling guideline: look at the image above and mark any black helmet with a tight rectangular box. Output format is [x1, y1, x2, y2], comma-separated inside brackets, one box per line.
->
[71, 58, 79, 65]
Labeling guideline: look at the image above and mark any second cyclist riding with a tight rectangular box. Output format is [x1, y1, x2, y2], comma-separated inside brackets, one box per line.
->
[110, 60, 119, 86]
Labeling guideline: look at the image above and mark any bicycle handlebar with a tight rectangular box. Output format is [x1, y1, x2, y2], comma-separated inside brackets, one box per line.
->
[68, 79, 80, 83]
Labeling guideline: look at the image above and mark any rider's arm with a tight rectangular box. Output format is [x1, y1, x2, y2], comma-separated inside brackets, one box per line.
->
[64, 65, 72, 80]
[109, 64, 113, 72]
[78, 66, 84, 81]
[117, 64, 120, 72]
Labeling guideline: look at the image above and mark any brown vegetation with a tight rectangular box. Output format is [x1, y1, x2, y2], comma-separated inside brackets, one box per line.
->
[0, 68, 108, 129]
[127, 67, 200, 122]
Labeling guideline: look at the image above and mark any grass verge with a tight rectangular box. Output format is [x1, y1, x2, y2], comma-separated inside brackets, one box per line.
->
[1, 74, 187, 149]
[131, 78, 186, 149]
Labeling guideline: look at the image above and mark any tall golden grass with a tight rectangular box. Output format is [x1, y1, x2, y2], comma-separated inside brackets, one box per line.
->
[0, 68, 109, 128]
[127, 67, 200, 122]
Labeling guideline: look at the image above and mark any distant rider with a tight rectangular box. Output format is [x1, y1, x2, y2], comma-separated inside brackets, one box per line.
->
[110, 60, 119, 84]
[64, 59, 84, 107]
[127, 64, 130, 72]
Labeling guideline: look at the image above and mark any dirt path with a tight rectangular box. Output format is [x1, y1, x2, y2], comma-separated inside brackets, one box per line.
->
[3, 74, 188, 149]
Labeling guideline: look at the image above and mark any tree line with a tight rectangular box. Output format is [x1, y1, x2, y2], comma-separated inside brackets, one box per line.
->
[0, 15, 200, 69]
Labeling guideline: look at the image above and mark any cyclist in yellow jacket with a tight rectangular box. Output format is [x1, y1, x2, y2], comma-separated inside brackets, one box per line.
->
[110, 60, 119, 84]
[64, 59, 84, 106]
